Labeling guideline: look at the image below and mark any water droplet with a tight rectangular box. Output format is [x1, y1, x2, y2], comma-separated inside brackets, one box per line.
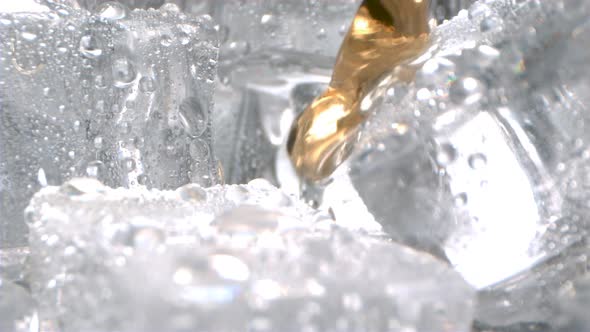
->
[79, 35, 103, 59]
[61, 178, 105, 196]
[454, 193, 468, 207]
[178, 31, 191, 45]
[139, 76, 155, 93]
[120, 158, 134, 172]
[95, 75, 106, 89]
[468, 153, 487, 169]
[338, 24, 348, 36]
[222, 40, 250, 58]
[316, 28, 327, 39]
[160, 3, 180, 12]
[177, 184, 207, 202]
[224, 186, 249, 204]
[93, 136, 103, 149]
[37, 168, 48, 187]
[20, 29, 37, 41]
[56, 42, 68, 54]
[160, 34, 173, 47]
[119, 122, 132, 135]
[96, 1, 128, 21]
[436, 143, 457, 166]
[133, 227, 164, 250]
[480, 15, 503, 32]
[342, 293, 363, 311]
[86, 160, 104, 178]
[112, 58, 137, 87]
[210, 254, 250, 282]
[137, 174, 149, 186]
[165, 144, 177, 157]
[449, 77, 484, 105]
[179, 97, 208, 137]
[189, 140, 210, 160]
[260, 14, 274, 25]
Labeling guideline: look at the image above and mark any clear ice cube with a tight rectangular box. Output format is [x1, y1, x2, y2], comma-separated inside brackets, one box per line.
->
[337, 0, 590, 325]
[26, 178, 475, 332]
[0, 2, 220, 247]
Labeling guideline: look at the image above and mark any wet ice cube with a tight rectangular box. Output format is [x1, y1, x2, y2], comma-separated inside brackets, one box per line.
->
[342, 0, 590, 325]
[26, 178, 475, 331]
[0, 2, 220, 247]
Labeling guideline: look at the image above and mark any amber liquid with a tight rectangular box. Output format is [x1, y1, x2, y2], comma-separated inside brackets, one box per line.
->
[287, 0, 430, 182]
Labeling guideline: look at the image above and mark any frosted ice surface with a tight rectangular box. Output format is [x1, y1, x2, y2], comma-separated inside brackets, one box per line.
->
[26, 178, 475, 332]
[0, 2, 220, 247]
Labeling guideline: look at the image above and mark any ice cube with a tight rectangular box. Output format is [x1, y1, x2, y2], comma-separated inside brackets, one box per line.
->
[343, 0, 590, 326]
[0, 2, 220, 247]
[26, 178, 475, 331]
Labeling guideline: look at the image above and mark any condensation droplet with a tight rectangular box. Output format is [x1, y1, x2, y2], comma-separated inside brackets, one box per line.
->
[139, 76, 156, 93]
[436, 143, 457, 166]
[112, 58, 137, 87]
[79, 35, 103, 59]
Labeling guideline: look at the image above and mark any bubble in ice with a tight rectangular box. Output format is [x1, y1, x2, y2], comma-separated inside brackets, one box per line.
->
[79, 35, 103, 59]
